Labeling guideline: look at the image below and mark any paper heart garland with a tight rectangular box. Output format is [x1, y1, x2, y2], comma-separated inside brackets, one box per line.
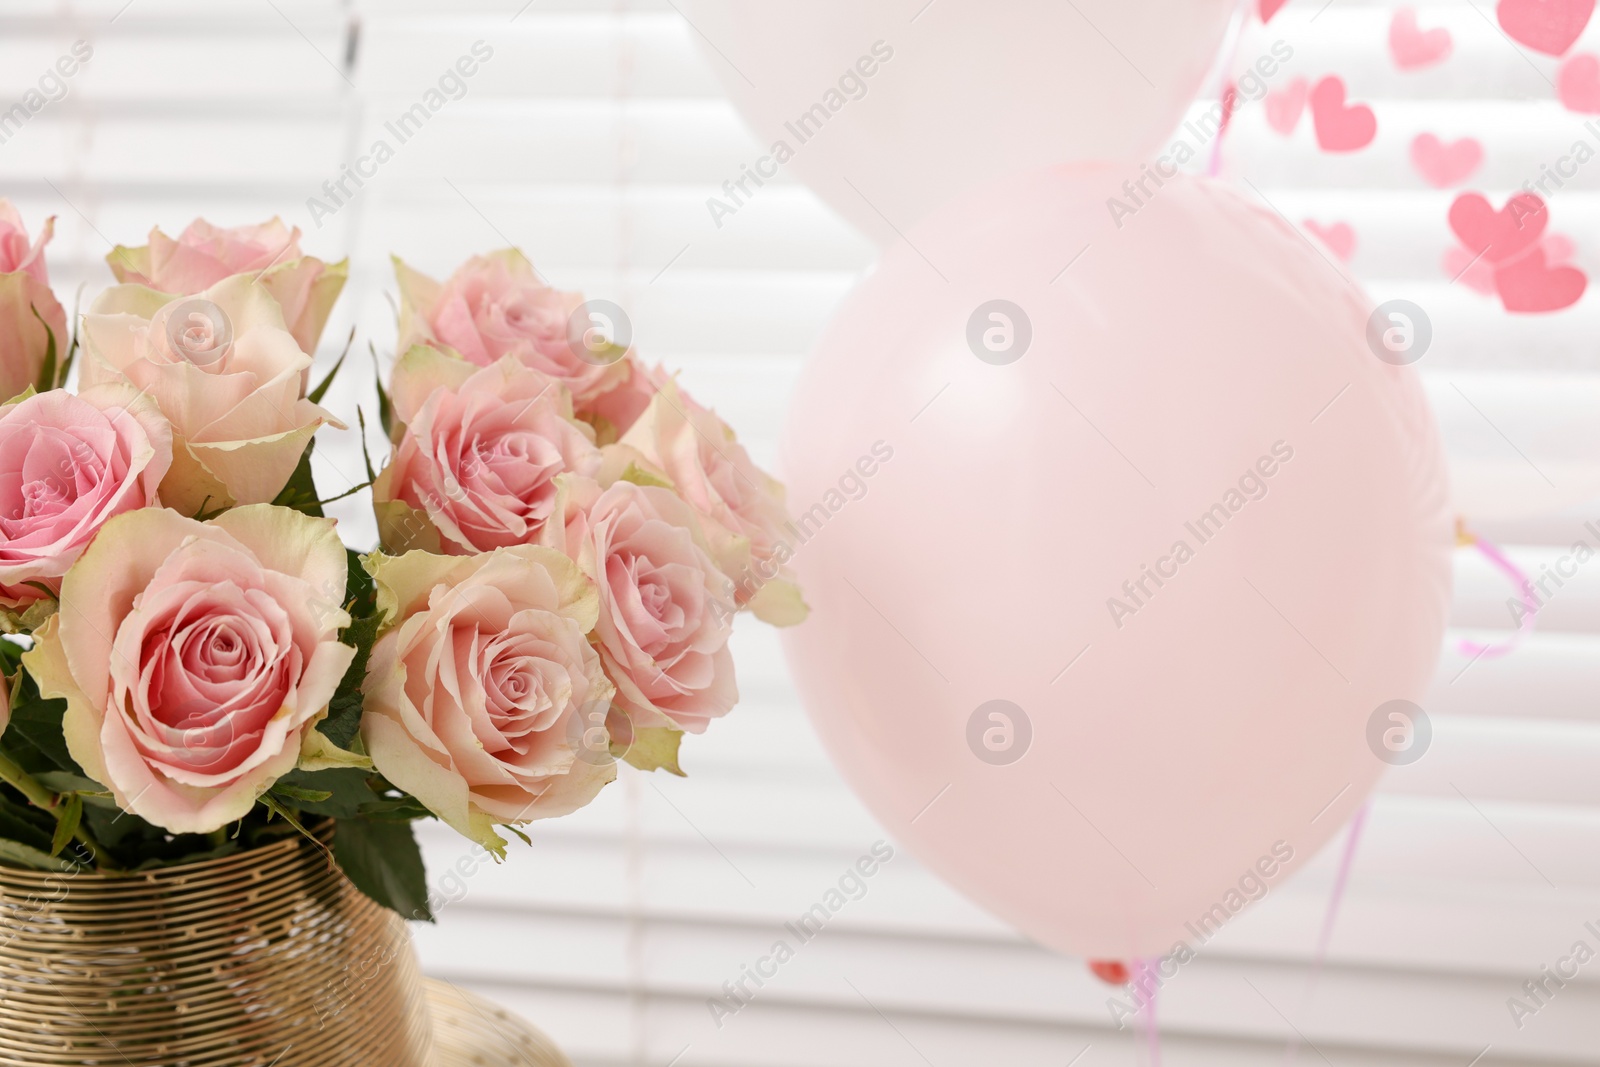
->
[1448, 193, 1587, 310]
[1443, 247, 1500, 294]
[1310, 76, 1377, 151]
[1559, 53, 1600, 111]
[1390, 8, 1454, 69]
[1497, 0, 1595, 57]
[1264, 78, 1309, 135]
[1448, 192, 1548, 262]
[1411, 134, 1484, 188]
[1303, 219, 1357, 261]
[1496, 245, 1588, 311]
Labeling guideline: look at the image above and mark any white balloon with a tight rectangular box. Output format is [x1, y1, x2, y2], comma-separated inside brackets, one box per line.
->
[681, 0, 1238, 244]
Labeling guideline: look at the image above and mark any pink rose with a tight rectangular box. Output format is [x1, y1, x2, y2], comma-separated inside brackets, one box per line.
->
[24, 505, 355, 834]
[585, 358, 670, 441]
[374, 347, 600, 555]
[107, 217, 348, 354]
[620, 380, 806, 626]
[0, 384, 171, 612]
[361, 546, 615, 850]
[394, 250, 630, 407]
[0, 202, 66, 402]
[81, 275, 342, 517]
[0, 201, 53, 285]
[557, 478, 737, 734]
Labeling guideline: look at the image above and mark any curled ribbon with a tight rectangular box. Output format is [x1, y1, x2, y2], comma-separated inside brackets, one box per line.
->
[1455, 518, 1537, 659]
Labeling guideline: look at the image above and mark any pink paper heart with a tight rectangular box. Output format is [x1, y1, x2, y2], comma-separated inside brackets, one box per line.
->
[1303, 219, 1356, 261]
[1310, 76, 1377, 152]
[1410, 134, 1484, 188]
[1260, 0, 1291, 22]
[1264, 78, 1309, 136]
[1443, 248, 1499, 294]
[1559, 53, 1600, 111]
[1495, 245, 1588, 311]
[1449, 192, 1548, 263]
[1497, 0, 1595, 57]
[1544, 232, 1577, 265]
[1390, 8, 1454, 69]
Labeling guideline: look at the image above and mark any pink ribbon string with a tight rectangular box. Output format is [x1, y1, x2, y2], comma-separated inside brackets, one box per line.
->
[1206, 0, 1254, 177]
[1282, 802, 1369, 1066]
[1455, 524, 1537, 659]
[1139, 957, 1162, 1067]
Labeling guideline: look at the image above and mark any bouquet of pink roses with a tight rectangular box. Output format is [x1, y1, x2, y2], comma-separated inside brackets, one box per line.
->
[0, 205, 803, 918]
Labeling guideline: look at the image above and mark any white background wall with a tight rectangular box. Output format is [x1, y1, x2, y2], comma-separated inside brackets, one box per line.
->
[2, 1, 1599, 1064]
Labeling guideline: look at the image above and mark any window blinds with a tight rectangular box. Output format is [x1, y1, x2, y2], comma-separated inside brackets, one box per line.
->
[3, 0, 1597, 1063]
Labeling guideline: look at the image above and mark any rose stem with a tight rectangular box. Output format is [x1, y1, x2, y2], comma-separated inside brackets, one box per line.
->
[0, 751, 116, 870]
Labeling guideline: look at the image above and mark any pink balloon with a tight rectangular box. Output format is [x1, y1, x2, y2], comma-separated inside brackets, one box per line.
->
[780, 166, 1453, 960]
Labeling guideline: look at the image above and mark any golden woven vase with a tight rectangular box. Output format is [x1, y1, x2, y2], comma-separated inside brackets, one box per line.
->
[0, 826, 433, 1066]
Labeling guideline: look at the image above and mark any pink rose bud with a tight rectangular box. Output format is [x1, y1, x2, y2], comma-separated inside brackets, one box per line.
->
[0, 201, 54, 285]
[0, 200, 67, 401]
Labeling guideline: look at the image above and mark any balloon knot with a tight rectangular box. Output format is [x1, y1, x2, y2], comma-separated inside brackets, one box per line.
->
[1087, 959, 1130, 986]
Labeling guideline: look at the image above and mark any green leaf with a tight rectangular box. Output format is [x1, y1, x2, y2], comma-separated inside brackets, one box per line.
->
[334, 817, 432, 922]
[82, 803, 160, 853]
[318, 610, 381, 750]
[274, 768, 378, 820]
[0, 637, 25, 673]
[618, 726, 686, 777]
[257, 795, 334, 862]
[308, 326, 356, 404]
[0, 837, 76, 872]
[270, 438, 323, 517]
[269, 783, 334, 804]
[0, 791, 58, 851]
[356, 794, 432, 822]
[371, 343, 393, 438]
[49, 793, 81, 857]
[29, 304, 58, 394]
[2, 688, 78, 775]
[31, 771, 101, 796]
[58, 291, 79, 390]
[344, 546, 377, 617]
[356, 407, 379, 483]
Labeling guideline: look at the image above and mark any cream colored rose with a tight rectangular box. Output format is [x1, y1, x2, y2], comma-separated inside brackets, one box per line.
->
[360, 546, 616, 851]
[107, 217, 348, 355]
[80, 275, 342, 516]
[23, 505, 354, 835]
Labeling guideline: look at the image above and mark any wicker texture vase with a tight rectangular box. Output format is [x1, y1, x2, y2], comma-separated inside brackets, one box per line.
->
[0, 826, 433, 1066]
